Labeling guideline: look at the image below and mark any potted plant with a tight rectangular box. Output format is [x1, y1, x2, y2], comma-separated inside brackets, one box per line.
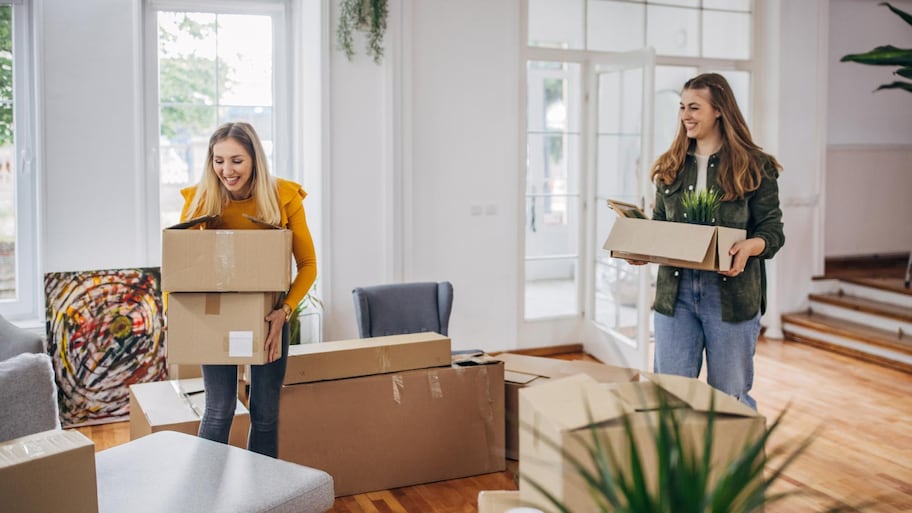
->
[288, 288, 324, 345]
[680, 189, 722, 226]
[518, 375, 860, 513]
[840, 2, 912, 93]
[530, 394, 858, 513]
[337, 0, 388, 64]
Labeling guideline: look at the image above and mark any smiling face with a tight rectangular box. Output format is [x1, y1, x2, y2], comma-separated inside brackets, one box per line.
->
[679, 87, 721, 144]
[212, 137, 254, 200]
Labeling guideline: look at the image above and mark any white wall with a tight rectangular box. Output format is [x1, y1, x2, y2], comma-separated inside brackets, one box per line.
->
[34, 0, 907, 352]
[825, 0, 912, 257]
[40, 0, 148, 272]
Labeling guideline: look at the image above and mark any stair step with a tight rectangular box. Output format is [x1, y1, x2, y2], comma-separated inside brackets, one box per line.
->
[809, 292, 912, 324]
[782, 311, 912, 373]
[840, 276, 912, 297]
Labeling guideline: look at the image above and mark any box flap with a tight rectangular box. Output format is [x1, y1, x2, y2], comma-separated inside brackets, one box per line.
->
[603, 217, 717, 264]
[519, 373, 628, 431]
[167, 215, 218, 230]
[497, 352, 638, 384]
[643, 372, 759, 418]
[714, 226, 746, 272]
[503, 370, 539, 385]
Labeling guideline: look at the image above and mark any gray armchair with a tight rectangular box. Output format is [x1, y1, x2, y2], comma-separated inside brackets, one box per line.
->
[352, 281, 454, 338]
[0, 314, 45, 361]
[0, 315, 56, 443]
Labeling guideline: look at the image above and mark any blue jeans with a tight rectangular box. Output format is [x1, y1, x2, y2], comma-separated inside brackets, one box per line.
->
[198, 325, 289, 457]
[653, 269, 761, 409]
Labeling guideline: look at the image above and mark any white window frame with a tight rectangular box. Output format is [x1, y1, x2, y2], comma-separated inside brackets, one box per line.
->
[0, 0, 40, 322]
[519, 0, 757, 331]
[142, 0, 295, 264]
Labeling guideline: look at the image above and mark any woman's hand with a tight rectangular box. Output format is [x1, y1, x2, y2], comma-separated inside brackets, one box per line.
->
[720, 237, 766, 277]
[264, 308, 286, 363]
[626, 259, 648, 266]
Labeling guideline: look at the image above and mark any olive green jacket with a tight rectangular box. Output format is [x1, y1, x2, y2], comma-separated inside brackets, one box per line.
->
[652, 149, 785, 322]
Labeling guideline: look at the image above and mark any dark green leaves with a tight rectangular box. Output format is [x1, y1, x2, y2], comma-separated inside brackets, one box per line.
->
[840, 3, 912, 94]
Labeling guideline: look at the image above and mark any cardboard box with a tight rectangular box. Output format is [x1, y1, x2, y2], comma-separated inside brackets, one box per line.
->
[0, 429, 98, 513]
[518, 373, 765, 513]
[477, 490, 522, 513]
[284, 332, 452, 385]
[603, 216, 746, 271]
[161, 228, 292, 292]
[496, 353, 639, 460]
[279, 362, 506, 496]
[129, 378, 249, 449]
[167, 292, 279, 365]
[168, 363, 202, 380]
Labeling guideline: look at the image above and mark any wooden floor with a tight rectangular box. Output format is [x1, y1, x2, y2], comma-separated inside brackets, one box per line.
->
[77, 338, 912, 512]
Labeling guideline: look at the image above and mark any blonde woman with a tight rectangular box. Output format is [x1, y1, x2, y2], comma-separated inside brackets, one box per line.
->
[180, 121, 317, 457]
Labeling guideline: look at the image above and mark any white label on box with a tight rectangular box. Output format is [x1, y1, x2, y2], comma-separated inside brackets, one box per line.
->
[229, 331, 254, 357]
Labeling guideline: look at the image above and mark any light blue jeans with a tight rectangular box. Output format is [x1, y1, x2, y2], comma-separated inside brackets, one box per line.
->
[198, 325, 289, 457]
[653, 269, 761, 410]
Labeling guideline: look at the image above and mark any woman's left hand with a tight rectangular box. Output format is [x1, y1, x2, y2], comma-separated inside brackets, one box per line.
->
[720, 237, 766, 277]
[264, 308, 286, 362]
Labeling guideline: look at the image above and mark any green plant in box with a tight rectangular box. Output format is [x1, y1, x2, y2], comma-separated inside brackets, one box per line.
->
[522, 391, 858, 513]
[680, 189, 722, 226]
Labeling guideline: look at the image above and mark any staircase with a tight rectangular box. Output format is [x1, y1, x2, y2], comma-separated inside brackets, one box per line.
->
[782, 276, 912, 373]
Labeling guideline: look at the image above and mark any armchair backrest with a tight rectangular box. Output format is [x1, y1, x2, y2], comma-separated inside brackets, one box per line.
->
[352, 281, 453, 338]
[0, 352, 60, 442]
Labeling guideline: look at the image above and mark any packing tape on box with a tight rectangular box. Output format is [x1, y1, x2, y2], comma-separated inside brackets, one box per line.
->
[214, 231, 234, 290]
[427, 370, 443, 399]
[205, 293, 220, 315]
[377, 346, 392, 372]
[391, 374, 404, 404]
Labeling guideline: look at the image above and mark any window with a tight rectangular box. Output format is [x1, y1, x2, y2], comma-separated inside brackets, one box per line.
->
[0, 1, 38, 321]
[522, 0, 755, 322]
[145, 0, 290, 233]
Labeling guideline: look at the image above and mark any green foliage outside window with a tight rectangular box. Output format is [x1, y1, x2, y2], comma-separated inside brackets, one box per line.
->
[0, 6, 13, 148]
[158, 14, 232, 139]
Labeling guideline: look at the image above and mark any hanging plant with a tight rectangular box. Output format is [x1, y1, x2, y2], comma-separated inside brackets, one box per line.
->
[337, 0, 388, 65]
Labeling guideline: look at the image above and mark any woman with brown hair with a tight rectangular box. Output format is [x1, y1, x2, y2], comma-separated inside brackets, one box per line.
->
[631, 73, 784, 409]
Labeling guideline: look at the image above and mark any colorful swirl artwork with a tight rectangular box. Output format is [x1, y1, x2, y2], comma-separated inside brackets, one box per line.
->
[45, 268, 167, 427]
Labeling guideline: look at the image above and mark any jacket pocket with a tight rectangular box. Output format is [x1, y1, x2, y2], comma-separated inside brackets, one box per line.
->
[658, 181, 685, 222]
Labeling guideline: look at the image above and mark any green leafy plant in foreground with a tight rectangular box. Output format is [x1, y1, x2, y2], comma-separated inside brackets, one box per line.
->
[522, 394, 859, 513]
[840, 2, 912, 93]
[680, 189, 722, 226]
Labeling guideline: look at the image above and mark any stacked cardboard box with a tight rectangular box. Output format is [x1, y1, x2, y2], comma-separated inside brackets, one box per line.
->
[277, 332, 506, 497]
[128, 378, 250, 448]
[0, 429, 99, 513]
[162, 220, 292, 365]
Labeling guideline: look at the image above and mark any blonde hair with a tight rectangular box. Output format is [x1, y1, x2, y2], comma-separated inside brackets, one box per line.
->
[185, 122, 281, 224]
[650, 73, 782, 201]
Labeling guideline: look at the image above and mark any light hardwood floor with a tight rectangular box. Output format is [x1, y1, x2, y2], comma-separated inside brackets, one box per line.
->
[77, 338, 912, 512]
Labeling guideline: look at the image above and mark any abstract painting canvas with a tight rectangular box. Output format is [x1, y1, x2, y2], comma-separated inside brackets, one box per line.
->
[45, 267, 167, 427]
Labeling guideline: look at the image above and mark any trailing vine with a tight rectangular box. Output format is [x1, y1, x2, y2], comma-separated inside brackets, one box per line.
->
[337, 0, 388, 65]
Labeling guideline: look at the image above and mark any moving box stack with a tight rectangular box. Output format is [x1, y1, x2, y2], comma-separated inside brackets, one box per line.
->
[277, 332, 506, 497]
[161, 219, 293, 365]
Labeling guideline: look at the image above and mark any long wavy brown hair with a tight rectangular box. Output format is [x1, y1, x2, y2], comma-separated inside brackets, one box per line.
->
[650, 73, 782, 201]
[184, 122, 281, 224]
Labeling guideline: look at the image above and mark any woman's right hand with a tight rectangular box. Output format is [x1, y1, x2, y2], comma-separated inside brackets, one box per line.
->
[626, 259, 648, 266]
